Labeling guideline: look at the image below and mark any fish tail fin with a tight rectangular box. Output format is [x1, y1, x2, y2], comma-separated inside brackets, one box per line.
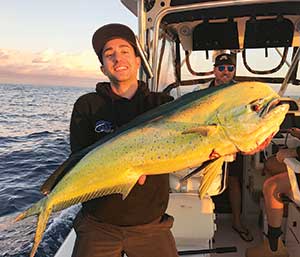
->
[14, 197, 51, 257]
[15, 197, 47, 222]
[198, 157, 225, 199]
[29, 206, 52, 257]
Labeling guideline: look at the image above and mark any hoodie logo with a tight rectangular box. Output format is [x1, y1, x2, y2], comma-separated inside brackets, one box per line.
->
[95, 120, 114, 133]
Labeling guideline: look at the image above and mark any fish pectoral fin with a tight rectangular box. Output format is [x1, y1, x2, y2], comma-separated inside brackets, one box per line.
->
[198, 157, 225, 199]
[182, 124, 218, 137]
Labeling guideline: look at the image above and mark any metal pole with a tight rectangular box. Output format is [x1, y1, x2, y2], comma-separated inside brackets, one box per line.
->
[137, 0, 145, 48]
[275, 48, 291, 67]
[137, 0, 147, 81]
[278, 47, 300, 96]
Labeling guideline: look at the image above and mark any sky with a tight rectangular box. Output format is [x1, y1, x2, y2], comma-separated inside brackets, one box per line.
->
[0, 0, 138, 87]
[1, 0, 299, 93]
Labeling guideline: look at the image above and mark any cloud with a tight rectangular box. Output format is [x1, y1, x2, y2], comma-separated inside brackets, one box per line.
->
[0, 48, 107, 87]
[32, 57, 50, 63]
[0, 50, 9, 59]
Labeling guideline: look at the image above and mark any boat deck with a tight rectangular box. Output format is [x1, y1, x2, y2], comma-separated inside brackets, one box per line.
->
[212, 214, 262, 257]
[212, 213, 299, 257]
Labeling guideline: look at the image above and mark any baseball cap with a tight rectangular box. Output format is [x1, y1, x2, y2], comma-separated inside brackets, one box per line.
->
[214, 53, 235, 66]
[92, 23, 138, 64]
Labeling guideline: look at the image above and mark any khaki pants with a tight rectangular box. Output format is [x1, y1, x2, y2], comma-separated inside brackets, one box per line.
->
[71, 211, 179, 257]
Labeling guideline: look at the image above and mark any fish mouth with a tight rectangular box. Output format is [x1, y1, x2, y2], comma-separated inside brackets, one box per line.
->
[240, 99, 289, 155]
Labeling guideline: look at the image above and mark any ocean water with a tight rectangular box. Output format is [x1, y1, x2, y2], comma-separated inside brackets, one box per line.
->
[0, 84, 93, 257]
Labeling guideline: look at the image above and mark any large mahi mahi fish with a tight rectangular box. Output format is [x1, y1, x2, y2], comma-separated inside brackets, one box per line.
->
[15, 82, 288, 257]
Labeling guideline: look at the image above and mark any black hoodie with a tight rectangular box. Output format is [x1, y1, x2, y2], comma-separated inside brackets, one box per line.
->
[70, 81, 174, 226]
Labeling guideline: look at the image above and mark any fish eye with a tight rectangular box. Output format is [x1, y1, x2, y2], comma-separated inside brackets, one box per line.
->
[249, 98, 264, 113]
[251, 104, 261, 112]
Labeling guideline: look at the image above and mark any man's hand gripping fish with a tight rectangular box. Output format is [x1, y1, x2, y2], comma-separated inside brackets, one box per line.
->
[14, 82, 289, 257]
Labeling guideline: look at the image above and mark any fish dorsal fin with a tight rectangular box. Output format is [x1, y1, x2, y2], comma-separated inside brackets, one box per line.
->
[198, 156, 225, 199]
[182, 124, 218, 137]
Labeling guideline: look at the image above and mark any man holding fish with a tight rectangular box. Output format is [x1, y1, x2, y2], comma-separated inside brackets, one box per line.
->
[69, 23, 179, 257]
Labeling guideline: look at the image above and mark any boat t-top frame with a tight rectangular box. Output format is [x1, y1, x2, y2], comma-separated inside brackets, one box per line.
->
[121, 0, 300, 95]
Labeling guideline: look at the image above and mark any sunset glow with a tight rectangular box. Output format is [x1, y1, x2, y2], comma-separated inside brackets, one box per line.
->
[0, 1, 137, 87]
[0, 48, 107, 87]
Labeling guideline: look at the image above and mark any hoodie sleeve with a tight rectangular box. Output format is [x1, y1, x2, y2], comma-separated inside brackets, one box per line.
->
[145, 92, 174, 110]
[70, 96, 95, 154]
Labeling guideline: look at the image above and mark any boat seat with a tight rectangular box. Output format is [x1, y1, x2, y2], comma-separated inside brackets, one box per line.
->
[166, 193, 215, 242]
[283, 158, 300, 206]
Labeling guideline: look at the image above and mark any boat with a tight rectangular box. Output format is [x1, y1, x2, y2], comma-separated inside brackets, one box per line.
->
[55, 0, 300, 256]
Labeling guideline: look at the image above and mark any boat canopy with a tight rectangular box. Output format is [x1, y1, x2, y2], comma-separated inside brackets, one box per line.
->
[121, 0, 300, 95]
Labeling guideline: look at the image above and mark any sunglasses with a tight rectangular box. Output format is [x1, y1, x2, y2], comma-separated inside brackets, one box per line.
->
[217, 65, 235, 72]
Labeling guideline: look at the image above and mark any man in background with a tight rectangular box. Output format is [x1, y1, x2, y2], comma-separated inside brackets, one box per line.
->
[209, 53, 253, 242]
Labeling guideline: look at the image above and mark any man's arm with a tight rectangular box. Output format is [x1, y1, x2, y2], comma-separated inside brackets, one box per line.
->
[275, 127, 300, 163]
[70, 98, 96, 154]
[288, 127, 300, 139]
[276, 148, 298, 163]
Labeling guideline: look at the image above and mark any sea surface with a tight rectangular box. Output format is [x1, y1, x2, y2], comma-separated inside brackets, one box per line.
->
[0, 83, 93, 257]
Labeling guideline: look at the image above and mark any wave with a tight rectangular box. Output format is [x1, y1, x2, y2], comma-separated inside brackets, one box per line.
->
[0, 83, 90, 257]
[0, 130, 68, 142]
[27, 131, 53, 138]
[0, 205, 80, 257]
